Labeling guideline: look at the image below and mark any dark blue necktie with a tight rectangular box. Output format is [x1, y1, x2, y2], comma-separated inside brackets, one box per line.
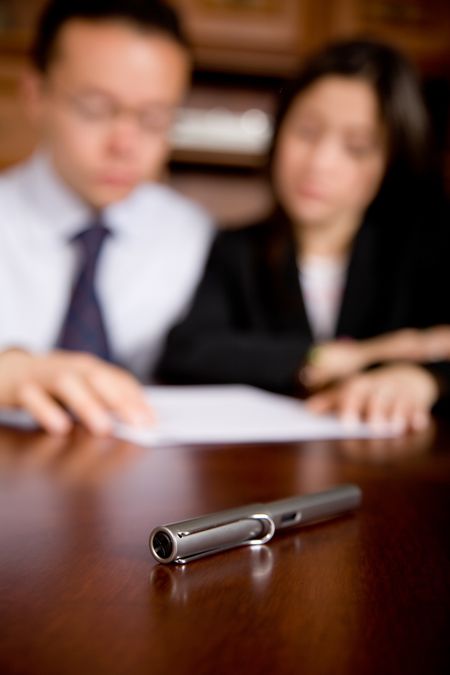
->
[57, 223, 112, 361]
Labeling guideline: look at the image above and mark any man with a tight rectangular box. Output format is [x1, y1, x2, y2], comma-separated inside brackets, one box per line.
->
[0, 0, 213, 435]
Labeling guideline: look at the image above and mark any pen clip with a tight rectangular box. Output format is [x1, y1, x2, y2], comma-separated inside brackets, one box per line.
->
[246, 513, 275, 545]
[174, 513, 275, 565]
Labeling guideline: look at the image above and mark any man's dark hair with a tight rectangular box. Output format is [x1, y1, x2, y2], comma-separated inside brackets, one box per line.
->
[31, 0, 189, 73]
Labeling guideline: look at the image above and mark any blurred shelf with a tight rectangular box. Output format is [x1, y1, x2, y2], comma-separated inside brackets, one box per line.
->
[0, 0, 448, 189]
[171, 148, 265, 169]
[170, 102, 272, 167]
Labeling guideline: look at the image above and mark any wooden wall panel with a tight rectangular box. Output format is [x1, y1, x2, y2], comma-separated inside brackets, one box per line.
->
[0, 0, 448, 213]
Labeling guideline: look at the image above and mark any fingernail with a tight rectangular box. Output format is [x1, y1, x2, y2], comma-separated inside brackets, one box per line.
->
[50, 416, 72, 435]
[91, 414, 112, 435]
[368, 416, 387, 433]
[370, 417, 403, 436]
[391, 417, 407, 435]
[341, 414, 359, 429]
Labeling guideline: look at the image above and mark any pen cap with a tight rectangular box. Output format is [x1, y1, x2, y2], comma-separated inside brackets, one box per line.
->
[268, 484, 362, 529]
[149, 505, 272, 564]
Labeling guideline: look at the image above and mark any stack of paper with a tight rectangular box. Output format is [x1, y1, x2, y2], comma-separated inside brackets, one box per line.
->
[114, 385, 398, 446]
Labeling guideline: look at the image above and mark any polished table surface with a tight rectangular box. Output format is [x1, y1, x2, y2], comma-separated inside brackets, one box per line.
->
[1, 421, 450, 675]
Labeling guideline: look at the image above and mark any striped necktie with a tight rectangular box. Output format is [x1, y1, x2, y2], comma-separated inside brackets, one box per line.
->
[56, 223, 112, 361]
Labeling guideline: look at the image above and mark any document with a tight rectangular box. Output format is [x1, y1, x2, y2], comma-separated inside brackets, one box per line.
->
[113, 384, 399, 446]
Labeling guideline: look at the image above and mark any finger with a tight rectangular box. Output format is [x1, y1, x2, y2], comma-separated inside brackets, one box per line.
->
[300, 365, 329, 388]
[51, 373, 113, 435]
[336, 378, 369, 426]
[389, 399, 429, 433]
[365, 386, 397, 432]
[306, 388, 339, 413]
[410, 406, 430, 432]
[17, 382, 73, 435]
[300, 346, 325, 387]
[387, 398, 412, 435]
[86, 367, 155, 426]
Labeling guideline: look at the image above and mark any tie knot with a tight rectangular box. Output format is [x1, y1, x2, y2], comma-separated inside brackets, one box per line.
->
[73, 223, 110, 264]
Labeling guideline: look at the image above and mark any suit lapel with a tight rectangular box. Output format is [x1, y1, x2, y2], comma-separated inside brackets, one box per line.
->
[262, 222, 313, 338]
[261, 213, 381, 341]
[336, 217, 379, 338]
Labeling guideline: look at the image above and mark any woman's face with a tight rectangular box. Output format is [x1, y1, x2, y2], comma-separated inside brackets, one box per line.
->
[272, 76, 388, 230]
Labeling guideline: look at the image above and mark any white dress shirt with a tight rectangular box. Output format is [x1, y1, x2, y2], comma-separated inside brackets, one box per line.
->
[0, 151, 214, 380]
[299, 255, 347, 342]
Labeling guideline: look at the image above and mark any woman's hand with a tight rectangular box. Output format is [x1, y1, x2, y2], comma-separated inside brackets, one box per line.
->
[419, 326, 450, 361]
[301, 327, 450, 389]
[300, 339, 368, 388]
[306, 363, 439, 434]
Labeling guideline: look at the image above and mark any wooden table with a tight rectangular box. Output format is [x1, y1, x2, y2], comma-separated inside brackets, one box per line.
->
[1, 421, 450, 675]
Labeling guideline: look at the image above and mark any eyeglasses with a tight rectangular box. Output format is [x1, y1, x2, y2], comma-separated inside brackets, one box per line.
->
[52, 86, 178, 136]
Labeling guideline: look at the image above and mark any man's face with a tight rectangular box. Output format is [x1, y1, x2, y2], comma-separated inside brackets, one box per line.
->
[27, 19, 190, 208]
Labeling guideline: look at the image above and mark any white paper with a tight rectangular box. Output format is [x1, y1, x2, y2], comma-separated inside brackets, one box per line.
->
[113, 384, 400, 446]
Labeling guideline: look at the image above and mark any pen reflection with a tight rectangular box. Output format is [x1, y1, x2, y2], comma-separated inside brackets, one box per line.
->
[149, 544, 275, 604]
[148, 532, 308, 607]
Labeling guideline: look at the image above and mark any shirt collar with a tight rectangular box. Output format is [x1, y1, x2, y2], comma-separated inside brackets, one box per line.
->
[21, 150, 92, 238]
[20, 149, 143, 239]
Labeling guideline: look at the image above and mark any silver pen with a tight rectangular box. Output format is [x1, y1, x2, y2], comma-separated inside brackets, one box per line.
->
[149, 484, 362, 564]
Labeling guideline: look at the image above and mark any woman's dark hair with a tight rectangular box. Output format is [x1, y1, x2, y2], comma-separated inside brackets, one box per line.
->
[31, 0, 189, 73]
[268, 39, 432, 210]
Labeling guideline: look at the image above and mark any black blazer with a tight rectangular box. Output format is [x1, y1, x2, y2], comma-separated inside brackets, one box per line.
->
[157, 207, 450, 394]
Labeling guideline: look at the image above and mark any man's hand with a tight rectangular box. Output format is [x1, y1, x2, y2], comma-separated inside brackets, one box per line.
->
[0, 349, 154, 435]
[306, 364, 439, 434]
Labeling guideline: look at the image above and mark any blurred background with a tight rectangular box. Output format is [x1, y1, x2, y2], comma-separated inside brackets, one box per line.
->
[0, 0, 449, 225]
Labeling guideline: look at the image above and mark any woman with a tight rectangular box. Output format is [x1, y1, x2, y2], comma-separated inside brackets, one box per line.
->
[158, 39, 449, 432]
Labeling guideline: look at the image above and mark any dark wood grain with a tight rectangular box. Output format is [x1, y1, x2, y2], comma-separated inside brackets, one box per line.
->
[1, 421, 450, 675]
